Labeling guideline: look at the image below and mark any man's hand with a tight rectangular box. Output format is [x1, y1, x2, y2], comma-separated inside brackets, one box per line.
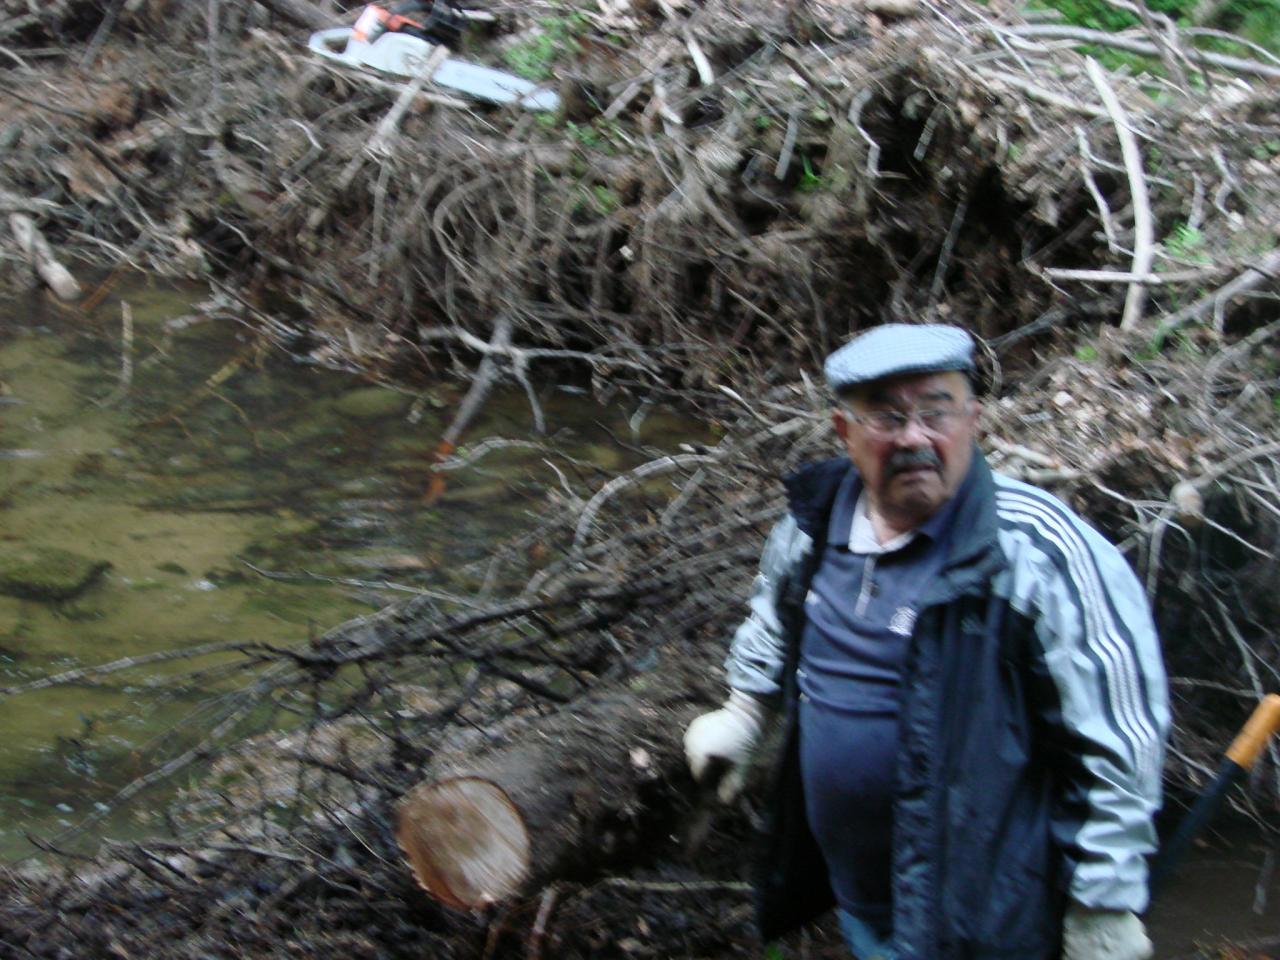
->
[682, 690, 770, 803]
[1062, 904, 1153, 960]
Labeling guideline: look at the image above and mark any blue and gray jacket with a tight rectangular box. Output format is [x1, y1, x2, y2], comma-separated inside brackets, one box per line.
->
[727, 452, 1169, 957]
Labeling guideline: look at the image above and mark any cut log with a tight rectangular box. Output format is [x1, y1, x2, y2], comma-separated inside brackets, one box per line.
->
[8, 214, 82, 302]
[395, 683, 707, 908]
[397, 777, 530, 907]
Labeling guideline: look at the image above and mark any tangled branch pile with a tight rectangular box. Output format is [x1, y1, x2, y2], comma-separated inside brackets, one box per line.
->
[2, 0, 1280, 956]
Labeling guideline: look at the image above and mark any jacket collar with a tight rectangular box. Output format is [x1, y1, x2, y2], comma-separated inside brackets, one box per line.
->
[782, 456, 851, 545]
[783, 447, 1007, 597]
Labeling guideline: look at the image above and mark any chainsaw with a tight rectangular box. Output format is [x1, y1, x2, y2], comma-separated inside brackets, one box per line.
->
[308, 2, 560, 112]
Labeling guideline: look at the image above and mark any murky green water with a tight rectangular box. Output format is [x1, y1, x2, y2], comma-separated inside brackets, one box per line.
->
[0, 276, 715, 861]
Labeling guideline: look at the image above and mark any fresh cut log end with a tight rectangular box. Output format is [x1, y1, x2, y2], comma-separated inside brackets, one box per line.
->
[396, 776, 532, 909]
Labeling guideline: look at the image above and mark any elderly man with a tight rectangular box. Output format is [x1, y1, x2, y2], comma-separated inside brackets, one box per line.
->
[684, 325, 1169, 960]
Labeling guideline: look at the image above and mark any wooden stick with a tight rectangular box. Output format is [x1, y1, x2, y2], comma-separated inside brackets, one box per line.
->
[989, 436, 1063, 468]
[684, 30, 714, 86]
[1075, 126, 1122, 253]
[1124, 0, 1192, 90]
[1041, 266, 1220, 284]
[966, 65, 1105, 118]
[526, 884, 560, 960]
[1085, 58, 1152, 331]
[8, 213, 81, 301]
[1005, 24, 1280, 80]
[0, 638, 262, 698]
[774, 105, 800, 180]
[1155, 249, 1280, 337]
[572, 454, 720, 554]
[425, 315, 514, 503]
[0, 193, 58, 215]
[99, 301, 134, 407]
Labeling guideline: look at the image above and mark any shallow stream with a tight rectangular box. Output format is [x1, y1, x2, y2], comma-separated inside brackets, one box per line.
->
[0, 275, 715, 862]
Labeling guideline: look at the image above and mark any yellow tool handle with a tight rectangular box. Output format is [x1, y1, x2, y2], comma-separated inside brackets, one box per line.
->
[1225, 693, 1280, 769]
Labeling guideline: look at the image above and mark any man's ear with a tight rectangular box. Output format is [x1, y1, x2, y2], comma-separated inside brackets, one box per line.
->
[832, 407, 850, 443]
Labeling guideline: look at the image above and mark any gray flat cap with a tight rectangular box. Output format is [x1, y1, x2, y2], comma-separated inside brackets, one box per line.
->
[825, 324, 974, 392]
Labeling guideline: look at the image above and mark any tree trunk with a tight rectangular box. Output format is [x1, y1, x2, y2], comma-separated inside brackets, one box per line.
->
[396, 680, 706, 908]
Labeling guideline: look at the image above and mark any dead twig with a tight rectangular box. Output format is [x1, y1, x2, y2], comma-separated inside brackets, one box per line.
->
[1154, 249, 1280, 338]
[1085, 57, 1152, 331]
[1004, 24, 1280, 80]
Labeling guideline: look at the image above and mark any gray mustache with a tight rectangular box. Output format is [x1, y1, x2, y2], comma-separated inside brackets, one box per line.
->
[889, 449, 942, 475]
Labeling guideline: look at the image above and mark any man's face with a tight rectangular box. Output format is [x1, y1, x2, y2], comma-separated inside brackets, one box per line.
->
[832, 370, 980, 529]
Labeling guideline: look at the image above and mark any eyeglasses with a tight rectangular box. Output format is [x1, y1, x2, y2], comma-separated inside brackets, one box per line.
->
[842, 404, 969, 439]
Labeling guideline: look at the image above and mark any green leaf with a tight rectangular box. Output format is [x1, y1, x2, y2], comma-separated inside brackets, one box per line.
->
[1163, 222, 1210, 264]
[797, 154, 825, 193]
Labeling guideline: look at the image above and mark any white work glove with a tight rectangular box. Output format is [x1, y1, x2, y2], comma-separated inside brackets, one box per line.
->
[683, 689, 770, 803]
[1062, 904, 1153, 960]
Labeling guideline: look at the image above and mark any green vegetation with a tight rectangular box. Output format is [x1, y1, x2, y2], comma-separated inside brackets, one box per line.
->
[574, 183, 620, 215]
[565, 118, 624, 150]
[590, 184, 620, 213]
[1031, 0, 1280, 56]
[1163, 222, 1211, 264]
[1032, 0, 1185, 33]
[565, 120, 602, 147]
[797, 154, 825, 192]
[1228, 0, 1280, 51]
[1252, 137, 1280, 160]
[1075, 343, 1099, 362]
[1146, 325, 1201, 357]
[503, 8, 590, 82]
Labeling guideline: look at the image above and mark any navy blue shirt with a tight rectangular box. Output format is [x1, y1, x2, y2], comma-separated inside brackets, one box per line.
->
[798, 465, 970, 923]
